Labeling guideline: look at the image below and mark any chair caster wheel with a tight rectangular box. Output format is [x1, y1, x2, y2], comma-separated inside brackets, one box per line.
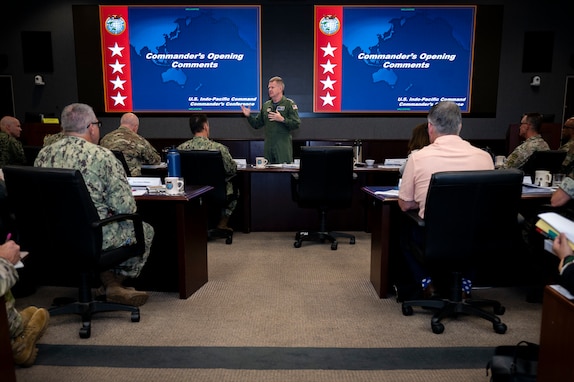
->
[493, 322, 507, 334]
[331, 242, 338, 250]
[225, 237, 233, 245]
[350, 237, 356, 244]
[79, 324, 91, 339]
[131, 311, 140, 322]
[401, 304, 413, 316]
[494, 305, 505, 315]
[432, 323, 445, 334]
[294, 241, 301, 248]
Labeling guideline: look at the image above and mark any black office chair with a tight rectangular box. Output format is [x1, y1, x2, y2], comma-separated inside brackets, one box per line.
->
[111, 150, 132, 177]
[179, 150, 235, 244]
[291, 146, 356, 250]
[3, 165, 145, 338]
[400, 169, 523, 334]
[521, 150, 566, 181]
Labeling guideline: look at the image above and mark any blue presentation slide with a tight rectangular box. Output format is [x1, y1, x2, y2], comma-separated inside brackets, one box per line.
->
[127, 6, 261, 112]
[341, 6, 475, 112]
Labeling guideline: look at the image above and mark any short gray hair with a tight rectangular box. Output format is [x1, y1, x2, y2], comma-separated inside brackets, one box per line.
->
[427, 101, 462, 135]
[61, 103, 96, 133]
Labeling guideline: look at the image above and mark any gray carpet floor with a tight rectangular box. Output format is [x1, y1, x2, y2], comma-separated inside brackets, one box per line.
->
[14, 231, 542, 381]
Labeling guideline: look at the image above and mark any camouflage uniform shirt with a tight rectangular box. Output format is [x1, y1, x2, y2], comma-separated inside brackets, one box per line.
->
[0, 257, 23, 339]
[246, 96, 300, 164]
[502, 135, 550, 169]
[34, 136, 153, 278]
[99, 126, 161, 176]
[560, 172, 574, 199]
[0, 131, 25, 167]
[43, 131, 65, 146]
[559, 140, 574, 174]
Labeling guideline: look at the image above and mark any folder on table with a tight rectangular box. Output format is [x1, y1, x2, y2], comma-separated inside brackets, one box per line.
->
[536, 212, 574, 250]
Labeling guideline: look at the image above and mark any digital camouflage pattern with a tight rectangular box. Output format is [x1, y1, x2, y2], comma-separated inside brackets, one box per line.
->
[246, 96, 300, 164]
[0, 131, 25, 166]
[0, 257, 23, 338]
[43, 131, 65, 146]
[501, 135, 550, 169]
[34, 136, 153, 278]
[559, 140, 574, 174]
[99, 126, 161, 176]
[561, 174, 574, 199]
[177, 136, 238, 216]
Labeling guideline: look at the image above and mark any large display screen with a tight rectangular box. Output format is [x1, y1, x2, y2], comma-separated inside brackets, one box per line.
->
[314, 5, 476, 113]
[99, 5, 261, 113]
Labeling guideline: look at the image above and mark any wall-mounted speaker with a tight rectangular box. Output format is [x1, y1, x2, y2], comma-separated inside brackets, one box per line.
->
[21, 31, 54, 73]
[522, 31, 554, 73]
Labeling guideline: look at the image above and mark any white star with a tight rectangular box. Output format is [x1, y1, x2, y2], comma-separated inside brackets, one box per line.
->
[108, 42, 125, 57]
[320, 59, 336, 74]
[111, 91, 128, 106]
[320, 92, 336, 106]
[320, 76, 336, 90]
[321, 42, 337, 57]
[109, 60, 126, 74]
[110, 75, 126, 90]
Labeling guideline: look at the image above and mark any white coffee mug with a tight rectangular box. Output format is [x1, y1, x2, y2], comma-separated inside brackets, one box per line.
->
[494, 155, 506, 168]
[534, 170, 552, 187]
[255, 157, 268, 168]
[165, 177, 184, 195]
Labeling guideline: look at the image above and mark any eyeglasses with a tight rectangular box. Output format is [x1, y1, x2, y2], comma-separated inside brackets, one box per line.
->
[87, 121, 102, 129]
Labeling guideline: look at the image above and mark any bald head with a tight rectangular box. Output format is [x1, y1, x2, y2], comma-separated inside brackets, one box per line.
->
[120, 113, 139, 133]
[0, 116, 22, 138]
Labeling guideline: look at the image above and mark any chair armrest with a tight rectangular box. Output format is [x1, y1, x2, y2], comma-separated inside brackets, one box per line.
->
[92, 213, 145, 252]
[403, 209, 425, 228]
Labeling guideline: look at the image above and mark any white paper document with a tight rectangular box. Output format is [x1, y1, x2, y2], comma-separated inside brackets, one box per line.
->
[550, 284, 574, 300]
[374, 189, 399, 197]
[538, 212, 574, 242]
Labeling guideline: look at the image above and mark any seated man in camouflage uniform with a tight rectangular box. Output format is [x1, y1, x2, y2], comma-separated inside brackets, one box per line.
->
[501, 112, 550, 169]
[99, 112, 161, 176]
[177, 114, 238, 230]
[35, 103, 154, 307]
[0, 116, 26, 166]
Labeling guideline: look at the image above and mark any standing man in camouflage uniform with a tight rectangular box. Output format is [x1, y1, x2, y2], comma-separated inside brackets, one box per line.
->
[177, 114, 237, 230]
[558, 116, 574, 173]
[34, 103, 153, 307]
[0, 116, 26, 167]
[501, 112, 550, 169]
[99, 112, 161, 176]
[240, 76, 300, 164]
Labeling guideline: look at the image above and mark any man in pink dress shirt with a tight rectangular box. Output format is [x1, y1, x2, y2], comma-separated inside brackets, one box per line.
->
[398, 101, 494, 297]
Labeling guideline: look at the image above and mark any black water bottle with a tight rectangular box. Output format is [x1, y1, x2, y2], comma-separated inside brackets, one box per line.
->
[167, 148, 181, 177]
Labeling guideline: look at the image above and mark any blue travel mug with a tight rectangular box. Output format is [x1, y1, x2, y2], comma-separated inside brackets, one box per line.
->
[166, 148, 181, 178]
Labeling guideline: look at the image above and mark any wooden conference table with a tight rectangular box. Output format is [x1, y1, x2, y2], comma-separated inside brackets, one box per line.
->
[133, 185, 213, 299]
[537, 285, 574, 382]
[236, 164, 400, 232]
[142, 162, 401, 233]
[362, 185, 553, 299]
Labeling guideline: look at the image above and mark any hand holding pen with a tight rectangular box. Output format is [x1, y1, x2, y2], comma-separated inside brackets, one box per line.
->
[0, 234, 21, 265]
